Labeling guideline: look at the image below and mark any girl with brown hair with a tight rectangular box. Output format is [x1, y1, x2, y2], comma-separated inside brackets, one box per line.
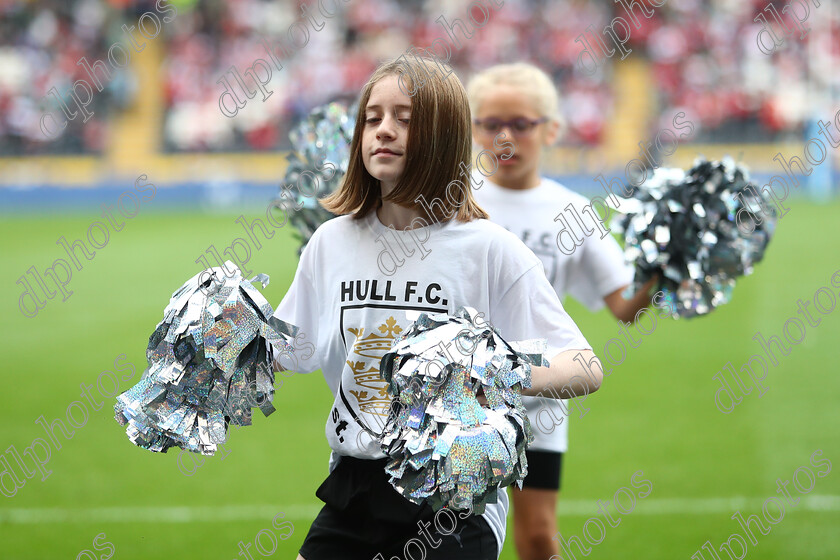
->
[273, 56, 602, 560]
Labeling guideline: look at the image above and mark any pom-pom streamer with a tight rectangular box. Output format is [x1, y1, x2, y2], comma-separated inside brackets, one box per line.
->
[276, 102, 354, 252]
[612, 157, 777, 318]
[115, 262, 299, 455]
[379, 307, 547, 514]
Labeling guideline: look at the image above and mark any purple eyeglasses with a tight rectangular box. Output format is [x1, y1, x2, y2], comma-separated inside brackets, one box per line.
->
[473, 117, 549, 135]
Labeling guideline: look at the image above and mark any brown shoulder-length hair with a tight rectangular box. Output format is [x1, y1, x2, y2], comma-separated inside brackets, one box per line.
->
[321, 56, 488, 223]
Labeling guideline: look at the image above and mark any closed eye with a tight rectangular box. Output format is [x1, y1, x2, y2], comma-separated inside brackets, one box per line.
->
[365, 117, 409, 125]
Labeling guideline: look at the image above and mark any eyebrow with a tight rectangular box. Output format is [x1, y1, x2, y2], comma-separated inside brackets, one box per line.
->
[365, 104, 412, 112]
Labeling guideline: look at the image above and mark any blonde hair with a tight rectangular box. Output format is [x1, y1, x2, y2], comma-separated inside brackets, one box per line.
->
[466, 62, 565, 136]
[322, 56, 488, 222]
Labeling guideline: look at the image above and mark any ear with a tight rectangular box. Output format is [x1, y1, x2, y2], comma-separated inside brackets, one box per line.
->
[543, 119, 561, 147]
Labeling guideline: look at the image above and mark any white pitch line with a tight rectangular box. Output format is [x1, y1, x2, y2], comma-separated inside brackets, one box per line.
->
[554, 495, 840, 516]
[0, 496, 838, 524]
[0, 504, 322, 524]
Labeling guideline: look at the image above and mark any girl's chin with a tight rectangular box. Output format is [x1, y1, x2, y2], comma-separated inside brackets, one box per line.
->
[368, 166, 404, 183]
[495, 161, 521, 174]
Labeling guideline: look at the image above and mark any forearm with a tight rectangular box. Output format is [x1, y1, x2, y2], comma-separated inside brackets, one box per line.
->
[522, 348, 603, 398]
[606, 277, 658, 323]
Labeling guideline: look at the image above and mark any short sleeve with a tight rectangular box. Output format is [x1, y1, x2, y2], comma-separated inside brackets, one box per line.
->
[565, 233, 634, 312]
[272, 242, 321, 374]
[493, 263, 592, 361]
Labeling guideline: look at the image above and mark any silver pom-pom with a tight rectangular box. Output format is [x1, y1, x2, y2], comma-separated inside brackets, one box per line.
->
[276, 102, 355, 253]
[379, 307, 545, 514]
[115, 261, 299, 455]
[612, 157, 777, 318]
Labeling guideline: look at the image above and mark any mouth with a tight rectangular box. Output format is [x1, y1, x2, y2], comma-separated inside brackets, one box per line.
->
[373, 148, 402, 157]
[498, 154, 518, 166]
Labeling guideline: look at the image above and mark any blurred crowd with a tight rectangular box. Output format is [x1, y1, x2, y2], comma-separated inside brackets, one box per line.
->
[0, 0, 147, 154]
[645, 0, 840, 142]
[161, 0, 624, 150]
[1, 0, 838, 154]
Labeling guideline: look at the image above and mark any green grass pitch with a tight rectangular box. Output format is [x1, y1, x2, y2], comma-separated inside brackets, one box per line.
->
[0, 200, 837, 559]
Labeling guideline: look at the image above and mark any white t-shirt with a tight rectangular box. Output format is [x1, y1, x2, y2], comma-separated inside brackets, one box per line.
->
[273, 209, 591, 552]
[473, 174, 634, 453]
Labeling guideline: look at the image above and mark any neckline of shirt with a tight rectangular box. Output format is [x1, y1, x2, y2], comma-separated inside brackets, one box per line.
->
[362, 207, 452, 237]
[477, 174, 555, 198]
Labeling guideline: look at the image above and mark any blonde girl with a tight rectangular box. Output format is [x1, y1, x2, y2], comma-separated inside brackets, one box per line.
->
[467, 62, 653, 560]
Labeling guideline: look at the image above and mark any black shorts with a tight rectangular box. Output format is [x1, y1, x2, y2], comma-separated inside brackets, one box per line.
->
[521, 450, 563, 491]
[299, 456, 498, 560]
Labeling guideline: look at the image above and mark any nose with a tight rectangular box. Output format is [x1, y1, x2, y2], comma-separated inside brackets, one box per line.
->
[499, 124, 516, 137]
[494, 127, 518, 151]
[376, 114, 397, 140]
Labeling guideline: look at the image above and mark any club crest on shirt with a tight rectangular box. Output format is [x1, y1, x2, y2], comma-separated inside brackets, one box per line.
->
[346, 321, 399, 417]
[337, 282, 449, 431]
